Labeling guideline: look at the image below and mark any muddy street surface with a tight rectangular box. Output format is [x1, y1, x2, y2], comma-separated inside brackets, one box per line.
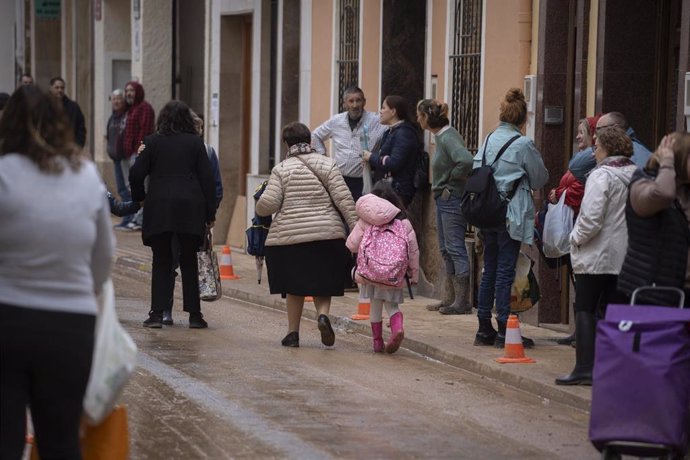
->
[112, 265, 597, 459]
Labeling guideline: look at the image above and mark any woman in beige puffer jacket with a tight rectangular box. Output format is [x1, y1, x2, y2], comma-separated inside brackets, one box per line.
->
[256, 122, 357, 348]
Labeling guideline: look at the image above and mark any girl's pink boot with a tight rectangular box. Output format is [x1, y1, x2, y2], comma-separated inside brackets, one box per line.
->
[385, 312, 404, 354]
[371, 322, 384, 352]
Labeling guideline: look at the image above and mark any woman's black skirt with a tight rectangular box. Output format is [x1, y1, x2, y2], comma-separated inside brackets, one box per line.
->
[265, 239, 350, 298]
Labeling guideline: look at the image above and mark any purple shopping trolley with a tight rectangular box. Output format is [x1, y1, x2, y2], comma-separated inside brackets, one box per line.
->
[589, 287, 690, 459]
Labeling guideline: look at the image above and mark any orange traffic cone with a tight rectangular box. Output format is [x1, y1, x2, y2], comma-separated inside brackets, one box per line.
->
[219, 246, 240, 280]
[351, 287, 370, 320]
[495, 314, 535, 364]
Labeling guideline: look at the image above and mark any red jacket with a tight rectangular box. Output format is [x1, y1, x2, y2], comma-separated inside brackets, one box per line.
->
[552, 170, 584, 214]
[122, 81, 155, 158]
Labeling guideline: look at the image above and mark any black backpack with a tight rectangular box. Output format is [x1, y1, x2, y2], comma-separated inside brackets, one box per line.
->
[460, 133, 521, 228]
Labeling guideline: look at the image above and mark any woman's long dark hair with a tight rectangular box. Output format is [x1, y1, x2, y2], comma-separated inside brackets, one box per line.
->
[156, 100, 198, 135]
[0, 85, 83, 173]
[371, 180, 407, 217]
[383, 95, 410, 122]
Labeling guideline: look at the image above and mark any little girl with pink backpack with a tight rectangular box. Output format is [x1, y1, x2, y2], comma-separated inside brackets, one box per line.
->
[346, 181, 419, 353]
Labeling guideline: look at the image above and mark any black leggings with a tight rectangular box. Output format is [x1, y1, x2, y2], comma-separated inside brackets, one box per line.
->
[0, 304, 95, 460]
[574, 274, 627, 315]
[149, 232, 202, 313]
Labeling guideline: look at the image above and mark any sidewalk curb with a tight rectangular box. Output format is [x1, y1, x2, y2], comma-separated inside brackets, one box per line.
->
[115, 255, 590, 412]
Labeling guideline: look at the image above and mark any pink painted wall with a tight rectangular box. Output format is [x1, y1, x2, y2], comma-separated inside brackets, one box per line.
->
[481, 0, 533, 138]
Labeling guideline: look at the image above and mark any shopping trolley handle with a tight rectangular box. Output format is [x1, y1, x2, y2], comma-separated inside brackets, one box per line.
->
[630, 285, 685, 308]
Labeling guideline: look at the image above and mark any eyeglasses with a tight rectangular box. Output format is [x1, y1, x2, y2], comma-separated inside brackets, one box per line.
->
[595, 123, 616, 132]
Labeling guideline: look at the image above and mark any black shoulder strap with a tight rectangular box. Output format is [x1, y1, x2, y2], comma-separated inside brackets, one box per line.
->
[480, 132, 493, 167]
[490, 135, 521, 168]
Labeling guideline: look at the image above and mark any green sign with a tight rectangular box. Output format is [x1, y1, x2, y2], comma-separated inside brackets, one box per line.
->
[35, 0, 60, 20]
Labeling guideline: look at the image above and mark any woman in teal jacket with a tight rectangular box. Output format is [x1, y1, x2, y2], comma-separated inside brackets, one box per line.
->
[473, 88, 548, 348]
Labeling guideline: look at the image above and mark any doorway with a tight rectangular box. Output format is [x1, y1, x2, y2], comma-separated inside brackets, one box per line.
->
[217, 14, 252, 244]
[380, 0, 426, 116]
[175, 0, 206, 115]
[597, 0, 682, 149]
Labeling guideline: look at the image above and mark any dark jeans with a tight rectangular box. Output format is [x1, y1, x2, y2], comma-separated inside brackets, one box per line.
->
[574, 274, 626, 316]
[343, 176, 364, 202]
[477, 227, 521, 323]
[113, 159, 131, 202]
[150, 232, 202, 313]
[0, 304, 95, 460]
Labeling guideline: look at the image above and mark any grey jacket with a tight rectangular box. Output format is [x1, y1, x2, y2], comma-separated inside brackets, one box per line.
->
[0, 154, 114, 315]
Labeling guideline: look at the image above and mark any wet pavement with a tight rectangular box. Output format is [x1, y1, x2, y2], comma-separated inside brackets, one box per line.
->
[111, 223, 598, 458]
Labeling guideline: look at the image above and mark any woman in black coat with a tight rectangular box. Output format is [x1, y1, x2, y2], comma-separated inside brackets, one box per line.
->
[129, 100, 216, 329]
[362, 95, 419, 206]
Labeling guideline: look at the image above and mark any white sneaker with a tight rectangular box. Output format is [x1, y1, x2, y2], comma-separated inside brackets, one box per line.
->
[126, 222, 142, 231]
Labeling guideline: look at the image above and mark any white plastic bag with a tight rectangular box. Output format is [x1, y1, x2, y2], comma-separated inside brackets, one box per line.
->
[542, 191, 574, 258]
[362, 162, 373, 195]
[83, 279, 138, 425]
[361, 125, 373, 195]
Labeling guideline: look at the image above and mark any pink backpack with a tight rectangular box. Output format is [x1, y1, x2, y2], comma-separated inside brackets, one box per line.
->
[356, 219, 409, 287]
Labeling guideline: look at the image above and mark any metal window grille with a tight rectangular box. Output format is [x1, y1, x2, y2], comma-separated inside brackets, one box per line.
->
[449, 0, 482, 153]
[337, 0, 359, 112]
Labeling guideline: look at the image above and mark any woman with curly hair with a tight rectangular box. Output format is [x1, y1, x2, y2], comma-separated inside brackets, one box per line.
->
[0, 86, 114, 459]
[556, 126, 637, 386]
[129, 100, 216, 329]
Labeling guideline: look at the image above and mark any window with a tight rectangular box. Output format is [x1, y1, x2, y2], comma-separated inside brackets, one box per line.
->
[336, 0, 360, 112]
[449, 0, 482, 153]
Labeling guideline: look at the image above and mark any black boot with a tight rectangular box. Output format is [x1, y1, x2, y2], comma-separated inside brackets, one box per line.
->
[556, 313, 576, 345]
[556, 332, 576, 345]
[143, 311, 163, 328]
[189, 312, 208, 329]
[494, 319, 507, 348]
[555, 312, 595, 385]
[474, 317, 497, 346]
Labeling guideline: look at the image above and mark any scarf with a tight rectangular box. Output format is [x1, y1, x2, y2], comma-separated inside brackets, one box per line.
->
[286, 142, 315, 157]
[597, 155, 635, 169]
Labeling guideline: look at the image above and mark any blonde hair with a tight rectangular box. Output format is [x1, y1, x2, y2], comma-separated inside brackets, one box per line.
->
[0, 85, 84, 173]
[499, 88, 527, 126]
[416, 99, 450, 129]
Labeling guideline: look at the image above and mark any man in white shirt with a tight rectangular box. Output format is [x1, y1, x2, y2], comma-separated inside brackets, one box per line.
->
[312, 87, 386, 202]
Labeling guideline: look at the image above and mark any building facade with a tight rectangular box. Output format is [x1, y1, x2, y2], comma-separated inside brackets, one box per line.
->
[3, 0, 690, 326]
